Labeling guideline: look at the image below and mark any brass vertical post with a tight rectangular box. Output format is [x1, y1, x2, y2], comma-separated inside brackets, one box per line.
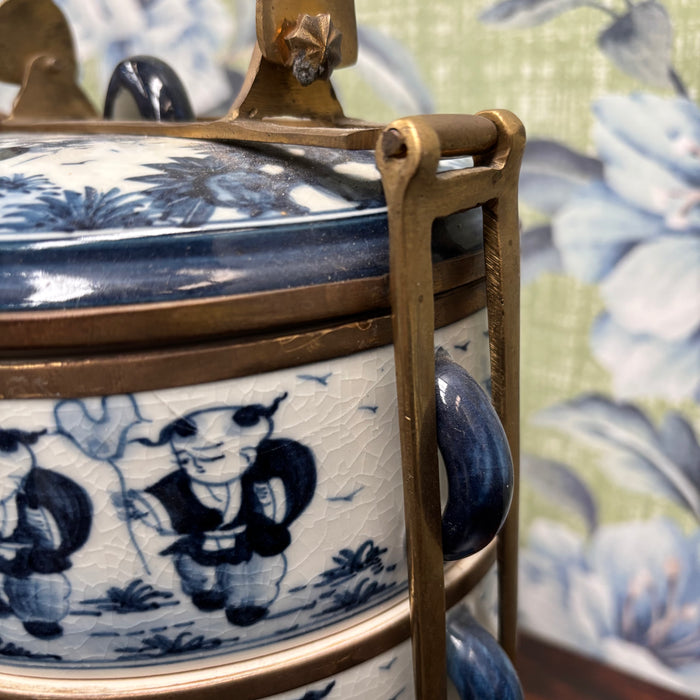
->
[378, 111, 524, 697]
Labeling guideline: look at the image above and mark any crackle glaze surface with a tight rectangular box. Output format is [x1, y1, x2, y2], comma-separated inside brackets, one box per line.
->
[266, 640, 419, 700]
[0, 311, 490, 673]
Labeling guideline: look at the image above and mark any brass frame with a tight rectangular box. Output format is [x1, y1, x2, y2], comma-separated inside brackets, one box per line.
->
[377, 111, 524, 698]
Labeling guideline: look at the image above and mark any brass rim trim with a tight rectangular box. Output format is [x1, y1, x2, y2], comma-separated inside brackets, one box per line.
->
[0, 280, 485, 399]
[0, 542, 496, 700]
[0, 252, 484, 354]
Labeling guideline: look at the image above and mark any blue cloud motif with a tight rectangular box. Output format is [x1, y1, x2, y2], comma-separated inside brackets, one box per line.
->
[520, 517, 700, 694]
[552, 94, 700, 401]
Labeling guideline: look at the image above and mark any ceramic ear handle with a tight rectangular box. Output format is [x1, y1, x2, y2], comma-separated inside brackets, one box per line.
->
[446, 606, 524, 700]
[435, 348, 514, 561]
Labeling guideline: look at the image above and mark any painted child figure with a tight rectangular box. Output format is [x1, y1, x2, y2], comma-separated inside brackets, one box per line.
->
[122, 394, 316, 626]
[0, 428, 92, 640]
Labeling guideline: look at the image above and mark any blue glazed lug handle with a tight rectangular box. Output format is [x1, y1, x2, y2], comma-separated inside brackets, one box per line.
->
[446, 606, 524, 700]
[104, 56, 194, 122]
[435, 348, 514, 561]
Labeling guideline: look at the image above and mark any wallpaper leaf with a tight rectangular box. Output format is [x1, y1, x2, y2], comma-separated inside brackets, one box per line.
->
[597, 1, 675, 89]
[535, 395, 700, 519]
[520, 225, 563, 284]
[522, 455, 598, 533]
[355, 26, 434, 116]
[478, 0, 587, 29]
[520, 139, 603, 216]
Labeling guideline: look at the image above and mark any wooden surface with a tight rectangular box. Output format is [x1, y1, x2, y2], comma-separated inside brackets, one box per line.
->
[518, 633, 691, 700]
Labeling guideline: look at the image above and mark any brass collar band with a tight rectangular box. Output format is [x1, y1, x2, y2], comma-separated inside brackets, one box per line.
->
[0, 278, 485, 399]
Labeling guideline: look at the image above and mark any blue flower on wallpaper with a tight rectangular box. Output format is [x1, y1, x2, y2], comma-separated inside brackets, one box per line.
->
[552, 94, 700, 401]
[480, 0, 683, 93]
[534, 395, 700, 521]
[520, 517, 700, 693]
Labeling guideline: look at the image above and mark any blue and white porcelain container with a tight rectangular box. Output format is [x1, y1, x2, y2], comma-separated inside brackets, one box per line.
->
[0, 2, 524, 697]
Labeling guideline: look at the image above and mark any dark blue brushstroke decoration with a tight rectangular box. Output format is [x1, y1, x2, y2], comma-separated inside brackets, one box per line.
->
[358, 405, 379, 413]
[315, 577, 394, 616]
[69, 609, 103, 617]
[81, 579, 177, 614]
[293, 681, 336, 700]
[315, 540, 387, 586]
[116, 631, 223, 660]
[265, 601, 316, 620]
[435, 349, 513, 560]
[446, 607, 523, 700]
[0, 636, 61, 661]
[379, 656, 398, 671]
[386, 690, 405, 700]
[454, 340, 471, 352]
[297, 373, 333, 386]
[327, 486, 364, 502]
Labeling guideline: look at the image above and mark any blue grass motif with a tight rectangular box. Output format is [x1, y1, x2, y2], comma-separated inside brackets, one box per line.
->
[311, 540, 398, 617]
[315, 540, 388, 586]
[81, 579, 177, 614]
[116, 631, 222, 659]
[316, 577, 394, 617]
[454, 340, 471, 352]
[358, 405, 378, 414]
[0, 636, 61, 661]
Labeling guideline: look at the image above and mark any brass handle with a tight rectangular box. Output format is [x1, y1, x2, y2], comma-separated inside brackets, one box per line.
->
[376, 109, 525, 699]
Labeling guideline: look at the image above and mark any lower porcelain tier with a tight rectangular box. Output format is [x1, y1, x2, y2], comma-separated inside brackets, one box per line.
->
[0, 543, 496, 699]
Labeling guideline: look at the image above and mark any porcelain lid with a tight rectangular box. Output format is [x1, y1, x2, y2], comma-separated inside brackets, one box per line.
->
[0, 133, 482, 310]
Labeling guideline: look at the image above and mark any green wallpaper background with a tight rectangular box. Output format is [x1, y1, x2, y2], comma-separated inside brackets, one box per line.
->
[339, 0, 700, 539]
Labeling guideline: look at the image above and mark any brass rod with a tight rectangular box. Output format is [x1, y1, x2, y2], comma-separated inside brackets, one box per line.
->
[380, 118, 447, 700]
[378, 111, 525, 695]
[474, 110, 525, 662]
[0, 116, 383, 150]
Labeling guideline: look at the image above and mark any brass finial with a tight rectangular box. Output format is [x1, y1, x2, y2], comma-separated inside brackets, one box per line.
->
[282, 13, 342, 86]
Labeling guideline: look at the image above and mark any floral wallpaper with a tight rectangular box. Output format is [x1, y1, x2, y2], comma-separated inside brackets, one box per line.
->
[2, 0, 699, 696]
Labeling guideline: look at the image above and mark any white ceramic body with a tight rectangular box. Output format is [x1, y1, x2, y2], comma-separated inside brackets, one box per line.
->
[0, 311, 490, 675]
